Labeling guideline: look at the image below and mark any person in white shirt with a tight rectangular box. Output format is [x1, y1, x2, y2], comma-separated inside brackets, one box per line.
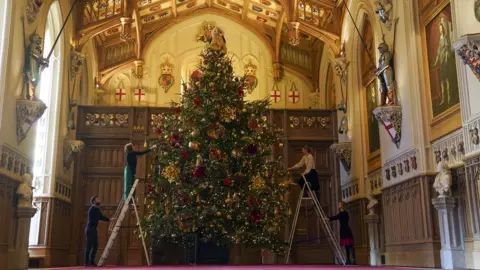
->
[288, 146, 320, 198]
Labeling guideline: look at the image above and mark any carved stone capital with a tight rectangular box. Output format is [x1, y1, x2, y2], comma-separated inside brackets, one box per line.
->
[330, 142, 352, 173]
[132, 59, 145, 80]
[70, 48, 85, 80]
[272, 62, 283, 82]
[63, 140, 85, 170]
[120, 17, 133, 42]
[288, 22, 300, 46]
[16, 99, 47, 144]
[333, 55, 348, 86]
[454, 34, 480, 81]
[373, 105, 402, 148]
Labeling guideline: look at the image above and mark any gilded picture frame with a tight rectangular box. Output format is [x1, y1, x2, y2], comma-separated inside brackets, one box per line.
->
[420, 0, 462, 141]
[363, 77, 381, 172]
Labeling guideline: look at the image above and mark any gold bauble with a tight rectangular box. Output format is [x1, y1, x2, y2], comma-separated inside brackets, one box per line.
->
[216, 212, 222, 217]
[274, 208, 280, 216]
[189, 141, 200, 150]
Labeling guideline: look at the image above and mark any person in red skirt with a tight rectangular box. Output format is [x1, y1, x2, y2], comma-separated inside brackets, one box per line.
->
[328, 201, 356, 265]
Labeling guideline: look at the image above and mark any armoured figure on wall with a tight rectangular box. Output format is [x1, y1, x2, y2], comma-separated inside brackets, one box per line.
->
[17, 173, 33, 208]
[23, 28, 49, 100]
[376, 43, 397, 106]
[433, 161, 452, 197]
[375, 0, 393, 30]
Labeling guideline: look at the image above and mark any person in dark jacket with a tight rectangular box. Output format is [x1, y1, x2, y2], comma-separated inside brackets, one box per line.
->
[85, 196, 113, 267]
[328, 201, 356, 265]
[124, 143, 156, 200]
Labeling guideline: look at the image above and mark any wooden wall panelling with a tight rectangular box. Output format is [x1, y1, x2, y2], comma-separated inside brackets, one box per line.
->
[0, 176, 18, 270]
[464, 156, 480, 239]
[347, 199, 369, 265]
[381, 176, 441, 267]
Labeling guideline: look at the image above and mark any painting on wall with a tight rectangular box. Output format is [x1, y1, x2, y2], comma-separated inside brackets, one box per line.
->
[365, 80, 380, 155]
[425, 4, 459, 118]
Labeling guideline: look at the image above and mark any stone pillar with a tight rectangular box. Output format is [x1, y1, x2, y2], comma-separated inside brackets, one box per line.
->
[365, 214, 382, 266]
[8, 207, 36, 270]
[432, 196, 465, 270]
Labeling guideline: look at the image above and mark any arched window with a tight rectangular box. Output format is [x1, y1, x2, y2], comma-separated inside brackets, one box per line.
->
[0, 0, 12, 128]
[30, 1, 64, 246]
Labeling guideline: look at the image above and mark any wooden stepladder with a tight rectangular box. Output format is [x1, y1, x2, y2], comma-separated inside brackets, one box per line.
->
[285, 175, 346, 265]
[97, 179, 151, 267]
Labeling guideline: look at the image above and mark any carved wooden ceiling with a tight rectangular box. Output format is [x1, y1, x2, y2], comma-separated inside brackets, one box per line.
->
[75, 0, 346, 83]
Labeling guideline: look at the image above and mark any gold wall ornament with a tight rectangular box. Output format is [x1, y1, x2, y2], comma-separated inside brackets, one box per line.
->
[288, 22, 300, 46]
[197, 21, 217, 43]
[158, 58, 175, 92]
[272, 62, 283, 82]
[243, 60, 258, 93]
[132, 60, 145, 80]
[120, 17, 133, 42]
[70, 48, 85, 80]
[63, 140, 85, 170]
[330, 142, 352, 174]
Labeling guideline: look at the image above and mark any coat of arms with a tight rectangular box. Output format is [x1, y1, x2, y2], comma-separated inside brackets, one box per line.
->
[158, 59, 175, 92]
[288, 82, 300, 104]
[115, 88, 127, 101]
[244, 60, 258, 93]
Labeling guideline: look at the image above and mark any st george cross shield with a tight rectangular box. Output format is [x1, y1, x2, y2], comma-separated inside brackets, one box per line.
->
[270, 90, 281, 103]
[115, 88, 127, 101]
[134, 88, 146, 102]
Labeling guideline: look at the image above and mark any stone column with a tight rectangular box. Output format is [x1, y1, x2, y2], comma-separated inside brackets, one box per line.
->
[8, 207, 37, 270]
[365, 214, 382, 266]
[432, 196, 465, 270]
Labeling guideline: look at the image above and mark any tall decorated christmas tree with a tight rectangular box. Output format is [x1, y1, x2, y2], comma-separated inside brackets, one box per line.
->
[144, 27, 289, 255]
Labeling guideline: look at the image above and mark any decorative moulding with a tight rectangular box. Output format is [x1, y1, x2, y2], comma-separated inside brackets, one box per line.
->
[341, 177, 359, 201]
[373, 105, 402, 149]
[333, 54, 348, 86]
[330, 142, 352, 173]
[383, 149, 419, 186]
[25, 0, 44, 24]
[454, 34, 480, 81]
[431, 128, 464, 168]
[63, 140, 85, 170]
[16, 99, 47, 144]
[0, 144, 32, 182]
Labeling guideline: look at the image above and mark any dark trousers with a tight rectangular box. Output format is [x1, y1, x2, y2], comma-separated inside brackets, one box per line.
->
[85, 229, 98, 265]
[297, 169, 320, 197]
[345, 245, 356, 264]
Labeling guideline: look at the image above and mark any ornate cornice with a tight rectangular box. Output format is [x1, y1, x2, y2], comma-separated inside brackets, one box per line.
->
[16, 99, 47, 144]
[454, 34, 480, 81]
[0, 144, 32, 182]
[431, 128, 464, 169]
[330, 142, 352, 173]
[383, 149, 419, 188]
[373, 105, 402, 149]
[63, 140, 85, 170]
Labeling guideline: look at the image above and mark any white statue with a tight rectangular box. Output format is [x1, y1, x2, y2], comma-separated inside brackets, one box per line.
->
[366, 191, 379, 215]
[433, 161, 452, 197]
[17, 173, 34, 208]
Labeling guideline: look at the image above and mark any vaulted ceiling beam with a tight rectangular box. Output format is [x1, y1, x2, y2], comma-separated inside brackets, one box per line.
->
[299, 21, 340, 54]
[274, 11, 286, 62]
[172, 0, 178, 17]
[242, 0, 250, 20]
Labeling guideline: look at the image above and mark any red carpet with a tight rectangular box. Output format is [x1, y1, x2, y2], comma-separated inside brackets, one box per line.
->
[40, 266, 431, 270]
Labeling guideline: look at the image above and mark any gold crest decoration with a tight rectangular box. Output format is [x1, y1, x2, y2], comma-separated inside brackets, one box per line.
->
[158, 58, 175, 92]
[197, 21, 216, 43]
[243, 60, 258, 93]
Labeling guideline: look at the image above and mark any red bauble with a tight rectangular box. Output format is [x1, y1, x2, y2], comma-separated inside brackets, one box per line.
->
[155, 127, 162, 135]
[250, 212, 261, 223]
[193, 166, 206, 178]
[248, 120, 258, 129]
[223, 178, 232, 187]
[212, 87, 218, 93]
[192, 70, 202, 80]
[194, 97, 201, 106]
[182, 151, 189, 159]
[175, 107, 182, 114]
[169, 134, 180, 147]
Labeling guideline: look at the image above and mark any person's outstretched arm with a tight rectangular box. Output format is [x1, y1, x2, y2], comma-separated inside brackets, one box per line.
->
[289, 156, 306, 170]
[98, 208, 110, 222]
[133, 145, 157, 156]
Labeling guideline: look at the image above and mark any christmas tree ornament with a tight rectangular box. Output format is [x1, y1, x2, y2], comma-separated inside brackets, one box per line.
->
[250, 176, 266, 190]
[162, 164, 180, 183]
[188, 141, 200, 150]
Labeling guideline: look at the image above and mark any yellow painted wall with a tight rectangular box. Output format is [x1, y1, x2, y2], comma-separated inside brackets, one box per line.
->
[95, 14, 314, 109]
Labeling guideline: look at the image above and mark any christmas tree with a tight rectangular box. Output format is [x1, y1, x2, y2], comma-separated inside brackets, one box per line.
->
[144, 27, 289, 253]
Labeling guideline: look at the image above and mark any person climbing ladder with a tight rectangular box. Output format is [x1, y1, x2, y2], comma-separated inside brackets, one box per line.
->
[124, 143, 156, 200]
